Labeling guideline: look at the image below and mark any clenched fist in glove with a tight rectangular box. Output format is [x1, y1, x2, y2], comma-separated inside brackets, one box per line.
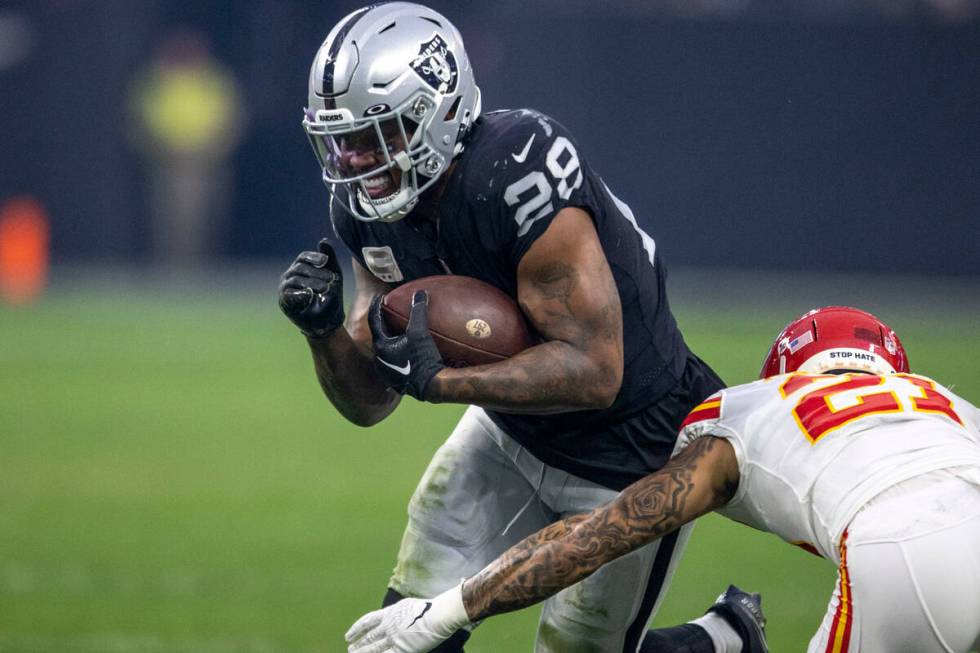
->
[368, 290, 445, 401]
[279, 239, 345, 338]
[345, 585, 471, 653]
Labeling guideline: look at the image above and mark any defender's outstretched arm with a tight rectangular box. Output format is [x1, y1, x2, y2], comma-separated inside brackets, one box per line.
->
[346, 436, 739, 653]
[462, 435, 739, 620]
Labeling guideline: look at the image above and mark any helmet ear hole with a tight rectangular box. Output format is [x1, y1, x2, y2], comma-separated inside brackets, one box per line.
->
[443, 96, 462, 122]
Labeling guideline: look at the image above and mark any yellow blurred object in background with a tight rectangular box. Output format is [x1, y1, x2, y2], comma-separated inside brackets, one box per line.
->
[127, 29, 242, 267]
[136, 66, 238, 154]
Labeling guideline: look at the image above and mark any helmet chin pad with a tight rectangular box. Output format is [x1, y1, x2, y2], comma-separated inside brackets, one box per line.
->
[355, 174, 417, 222]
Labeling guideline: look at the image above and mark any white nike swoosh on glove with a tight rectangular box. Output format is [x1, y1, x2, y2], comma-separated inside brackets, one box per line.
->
[377, 357, 411, 375]
[512, 133, 536, 163]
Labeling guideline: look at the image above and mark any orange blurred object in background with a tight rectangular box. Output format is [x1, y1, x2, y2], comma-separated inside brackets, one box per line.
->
[0, 196, 50, 305]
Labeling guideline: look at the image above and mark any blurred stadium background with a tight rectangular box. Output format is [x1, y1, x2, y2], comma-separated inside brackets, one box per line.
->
[1, 1, 978, 651]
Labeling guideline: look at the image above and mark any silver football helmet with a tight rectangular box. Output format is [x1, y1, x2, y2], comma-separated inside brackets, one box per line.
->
[303, 2, 482, 222]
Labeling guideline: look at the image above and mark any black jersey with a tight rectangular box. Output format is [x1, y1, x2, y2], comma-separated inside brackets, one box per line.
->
[333, 109, 719, 489]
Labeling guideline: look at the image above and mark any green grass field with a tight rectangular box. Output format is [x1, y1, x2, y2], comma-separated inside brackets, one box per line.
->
[1, 270, 977, 652]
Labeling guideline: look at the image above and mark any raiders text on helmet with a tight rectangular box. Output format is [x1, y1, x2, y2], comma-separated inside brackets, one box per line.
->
[303, 2, 482, 222]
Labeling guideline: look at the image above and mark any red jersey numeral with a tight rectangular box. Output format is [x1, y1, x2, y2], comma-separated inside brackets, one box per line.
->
[785, 375, 902, 443]
[779, 373, 964, 444]
[896, 374, 963, 425]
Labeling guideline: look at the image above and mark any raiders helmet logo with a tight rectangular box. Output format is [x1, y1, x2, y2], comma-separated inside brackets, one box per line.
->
[410, 35, 459, 95]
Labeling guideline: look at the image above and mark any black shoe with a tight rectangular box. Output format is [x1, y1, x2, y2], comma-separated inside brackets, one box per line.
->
[706, 585, 768, 653]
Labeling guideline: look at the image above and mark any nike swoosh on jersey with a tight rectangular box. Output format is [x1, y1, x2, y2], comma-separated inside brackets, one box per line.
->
[407, 601, 433, 628]
[511, 133, 536, 163]
[377, 357, 411, 375]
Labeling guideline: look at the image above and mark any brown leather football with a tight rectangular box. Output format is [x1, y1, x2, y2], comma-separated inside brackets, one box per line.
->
[381, 275, 534, 367]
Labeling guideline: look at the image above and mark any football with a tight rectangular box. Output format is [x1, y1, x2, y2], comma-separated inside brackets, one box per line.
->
[381, 275, 534, 367]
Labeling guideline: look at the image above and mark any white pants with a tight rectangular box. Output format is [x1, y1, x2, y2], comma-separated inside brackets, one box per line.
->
[808, 471, 980, 653]
[389, 406, 694, 653]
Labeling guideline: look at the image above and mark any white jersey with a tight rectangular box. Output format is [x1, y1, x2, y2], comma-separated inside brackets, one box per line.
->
[677, 372, 980, 562]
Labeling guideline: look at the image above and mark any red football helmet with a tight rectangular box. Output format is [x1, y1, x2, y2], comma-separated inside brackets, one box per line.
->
[760, 306, 909, 378]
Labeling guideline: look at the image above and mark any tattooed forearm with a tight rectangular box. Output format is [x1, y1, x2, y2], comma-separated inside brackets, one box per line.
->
[427, 255, 624, 413]
[428, 340, 616, 413]
[461, 437, 738, 621]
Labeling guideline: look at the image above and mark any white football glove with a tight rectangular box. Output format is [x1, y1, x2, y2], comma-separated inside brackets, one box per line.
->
[345, 585, 470, 653]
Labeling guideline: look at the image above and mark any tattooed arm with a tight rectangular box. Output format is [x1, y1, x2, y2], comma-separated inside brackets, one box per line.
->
[426, 207, 624, 413]
[461, 436, 740, 620]
[343, 437, 738, 653]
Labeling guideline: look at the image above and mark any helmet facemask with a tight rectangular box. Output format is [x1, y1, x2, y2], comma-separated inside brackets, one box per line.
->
[304, 93, 445, 222]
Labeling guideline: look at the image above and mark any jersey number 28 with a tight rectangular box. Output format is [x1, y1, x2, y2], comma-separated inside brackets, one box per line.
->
[503, 137, 583, 237]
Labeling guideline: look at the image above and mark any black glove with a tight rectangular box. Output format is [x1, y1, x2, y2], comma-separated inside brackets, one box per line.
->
[279, 239, 345, 338]
[368, 290, 445, 400]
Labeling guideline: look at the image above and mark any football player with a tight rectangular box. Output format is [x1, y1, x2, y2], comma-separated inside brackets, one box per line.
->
[346, 306, 980, 653]
[278, 3, 732, 651]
